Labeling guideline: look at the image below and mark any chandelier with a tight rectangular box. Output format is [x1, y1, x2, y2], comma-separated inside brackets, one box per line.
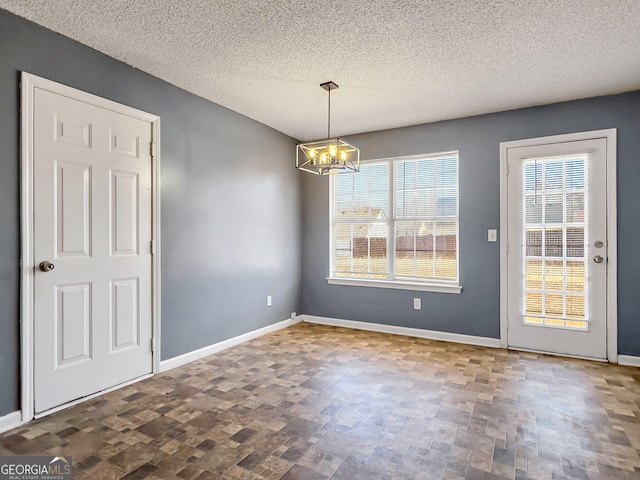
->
[296, 81, 360, 175]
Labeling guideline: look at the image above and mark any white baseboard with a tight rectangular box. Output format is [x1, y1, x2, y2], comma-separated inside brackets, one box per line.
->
[159, 317, 301, 373]
[0, 410, 23, 435]
[618, 355, 640, 367]
[301, 315, 502, 349]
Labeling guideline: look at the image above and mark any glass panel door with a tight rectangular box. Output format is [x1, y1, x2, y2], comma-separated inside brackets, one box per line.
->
[506, 138, 607, 359]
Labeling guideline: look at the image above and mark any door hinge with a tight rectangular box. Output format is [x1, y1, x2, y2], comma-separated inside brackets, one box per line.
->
[506, 242, 510, 253]
[505, 161, 510, 176]
[150, 339, 154, 354]
[506, 321, 509, 331]
[150, 142, 157, 158]
[150, 240, 155, 254]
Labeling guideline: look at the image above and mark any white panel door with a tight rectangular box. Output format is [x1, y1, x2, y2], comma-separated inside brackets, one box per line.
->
[506, 138, 608, 359]
[33, 88, 153, 413]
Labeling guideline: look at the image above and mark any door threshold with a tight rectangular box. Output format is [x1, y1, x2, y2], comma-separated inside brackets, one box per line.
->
[34, 373, 152, 419]
[507, 346, 607, 363]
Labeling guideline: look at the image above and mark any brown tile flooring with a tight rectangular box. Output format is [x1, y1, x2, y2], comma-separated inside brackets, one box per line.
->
[2, 323, 640, 479]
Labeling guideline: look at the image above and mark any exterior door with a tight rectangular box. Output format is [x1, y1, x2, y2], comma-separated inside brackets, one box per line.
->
[506, 138, 608, 359]
[33, 88, 153, 413]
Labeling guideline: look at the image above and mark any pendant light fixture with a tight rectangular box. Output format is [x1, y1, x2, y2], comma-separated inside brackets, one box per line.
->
[296, 81, 360, 175]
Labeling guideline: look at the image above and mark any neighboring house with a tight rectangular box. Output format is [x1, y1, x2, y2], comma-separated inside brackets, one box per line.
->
[335, 206, 386, 257]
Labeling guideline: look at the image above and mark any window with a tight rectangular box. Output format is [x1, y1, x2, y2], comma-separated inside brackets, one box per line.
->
[329, 152, 460, 293]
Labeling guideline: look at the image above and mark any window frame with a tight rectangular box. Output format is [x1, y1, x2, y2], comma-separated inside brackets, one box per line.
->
[328, 152, 462, 294]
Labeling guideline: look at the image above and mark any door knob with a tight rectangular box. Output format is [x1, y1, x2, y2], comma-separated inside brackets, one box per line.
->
[593, 255, 604, 264]
[39, 261, 55, 272]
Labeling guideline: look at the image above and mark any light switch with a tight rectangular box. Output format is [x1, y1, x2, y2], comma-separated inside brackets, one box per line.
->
[413, 298, 421, 310]
[488, 229, 497, 242]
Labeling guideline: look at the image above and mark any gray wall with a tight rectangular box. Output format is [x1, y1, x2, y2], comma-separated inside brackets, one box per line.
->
[0, 9, 302, 416]
[302, 92, 640, 356]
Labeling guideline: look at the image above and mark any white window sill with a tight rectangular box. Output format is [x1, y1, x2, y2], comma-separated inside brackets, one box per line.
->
[326, 277, 462, 294]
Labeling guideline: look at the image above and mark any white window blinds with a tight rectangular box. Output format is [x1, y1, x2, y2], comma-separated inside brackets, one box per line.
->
[331, 152, 459, 285]
[395, 154, 458, 282]
[521, 154, 589, 330]
[333, 162, 390, 278]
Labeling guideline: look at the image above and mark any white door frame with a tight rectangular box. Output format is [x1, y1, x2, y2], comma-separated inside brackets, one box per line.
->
[499, 129, 617, 361]
[20, 72, 162, 422]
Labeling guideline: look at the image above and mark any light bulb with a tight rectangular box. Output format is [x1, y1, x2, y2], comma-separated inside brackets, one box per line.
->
[340, 151, 347, 162]
[309, 149, 316, 158]
[329, 145, 337, 157]
[320, 153, 327, 164]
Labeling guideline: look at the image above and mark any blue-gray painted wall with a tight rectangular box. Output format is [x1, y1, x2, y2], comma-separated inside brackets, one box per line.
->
[301, 92, 640, 356]
[0, 9, 302, 416]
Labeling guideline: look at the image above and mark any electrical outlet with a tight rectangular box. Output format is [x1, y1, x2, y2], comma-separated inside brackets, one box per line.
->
[267, 295, 272, 307]
[488, 229, 497, 242]
[413, 298, 421, 310]
[291, 312, 297, 319]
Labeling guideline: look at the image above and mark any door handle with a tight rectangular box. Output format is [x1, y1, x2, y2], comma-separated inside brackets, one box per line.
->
[593, 255, 604, 264]
[39, 261, 55, 272]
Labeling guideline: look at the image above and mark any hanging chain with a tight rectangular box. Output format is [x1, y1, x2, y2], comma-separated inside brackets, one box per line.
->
[327, 87, 331, 139]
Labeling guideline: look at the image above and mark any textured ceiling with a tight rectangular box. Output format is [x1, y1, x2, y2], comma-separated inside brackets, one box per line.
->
[3, 0, 640, 141]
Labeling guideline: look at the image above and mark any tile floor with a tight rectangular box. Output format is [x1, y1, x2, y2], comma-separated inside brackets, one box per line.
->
[1, 323, 640, 479]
